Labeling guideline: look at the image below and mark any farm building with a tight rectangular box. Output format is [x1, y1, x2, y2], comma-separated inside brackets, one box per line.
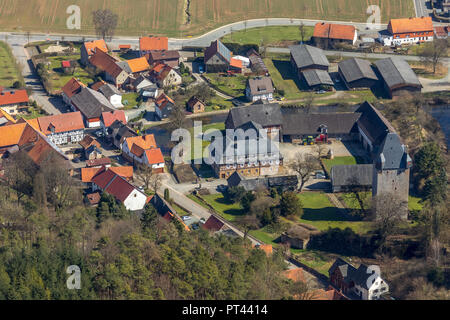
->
[330, 164, 373, 192]
[301, 69, 333, 90]
[289, 44, 330, 80]
[147, 50, 180, 68]
[280, 225, 311, 249]
[380, 17, 434, 46]
[338, 58, 378, 90]
[313, 22, 358, 47]
[204, 40, 242, 73]
[89, 49, 129, 88]
[61, 78, 84, 105]
[227, 171, 298, 192]
[69, 86, 116, 128]
[97, 83, 123, 108]
[186, 96, 205, 114]
[374, 57, 422, 98]
[81, 39, 108, 65]
[245, 76, 274, 102]
[247, 49, 269, 76]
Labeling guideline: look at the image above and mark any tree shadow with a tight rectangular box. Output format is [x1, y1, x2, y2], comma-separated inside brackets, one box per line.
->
[301, 207, 362, 222]
[272, 59, 309, 91]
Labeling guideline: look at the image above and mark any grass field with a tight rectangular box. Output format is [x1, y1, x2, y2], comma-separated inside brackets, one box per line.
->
[222, 25, 314, 46]
[203, 74, 247, 98]
[322, 156, 366, 173]
[0, 1, 415, 37]
[0, 41, 22, 87]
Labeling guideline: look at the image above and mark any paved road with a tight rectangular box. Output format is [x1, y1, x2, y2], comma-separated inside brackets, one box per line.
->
[414, 0, 432, 18]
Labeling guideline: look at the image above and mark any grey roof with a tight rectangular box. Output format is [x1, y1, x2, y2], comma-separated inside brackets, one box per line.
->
[355, 102, 396, 146]
[329, 258, 357, 281]
[281, 110, 361, 136]
[331, 164, 373, 188]
[98, 83, 121, 99]
[247, 49, 269, 75]
[227, 172, 298, 191]
[236, 120, 264, 132]
[352, 264, 376, 290]
[338, 58, 378, 83]
[117, 61, 132, 74]
[247, 77, 274, 95]
[204, 40, 231, 63]
[71, 87, 115, 119]
[375, 132, 412, 170]
[289, 44, 330, 69]
[302, 69, 334, 87]
[226, 102, 283, 129]
[374, 57, 422, 89]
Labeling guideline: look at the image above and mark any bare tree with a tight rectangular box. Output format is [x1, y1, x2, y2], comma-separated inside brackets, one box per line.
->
[419, 39, 448, 74]
[289, 153, 319, 192]
[92, 9, 118, 40]
[371, 193, 408, 252]
[169, 104, 187, 130]
[236, 214, 260, 239]
[150, 174, 163, 194]
[302, 92, 315, 113]
[136, 164, 154, 190]
[299, 22, 306, 44]
[345, 175, 371, 217]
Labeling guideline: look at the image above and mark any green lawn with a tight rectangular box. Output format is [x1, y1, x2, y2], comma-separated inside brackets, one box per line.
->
[203, 74, 247, 98]
[122, 92, 140, 109]
[196, 193, 245, 222]
[298, 192, 373, 234]
[322, 156, 366, 174]
[188, 122, 225, 162]
[206, 95, 234, 112]
[222, 26, 314, 47]
[408, 196, 423, 211]
[0, 41, 22, 87]
[46, 55, 93, 93]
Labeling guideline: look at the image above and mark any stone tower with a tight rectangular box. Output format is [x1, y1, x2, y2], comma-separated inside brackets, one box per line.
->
[372, 133, 412, 220]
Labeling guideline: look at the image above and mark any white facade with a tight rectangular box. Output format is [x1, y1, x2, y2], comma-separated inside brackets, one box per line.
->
[353, 276, 389, 300]
[86, 120, 101, 128]
[123, 189, 147, 211]
[143, 153, 165, 169]
[245, 87, 273, 102]
[381, 35, 433, 46]
[47, 130, 84, 145]
[109, 94, 123, 108]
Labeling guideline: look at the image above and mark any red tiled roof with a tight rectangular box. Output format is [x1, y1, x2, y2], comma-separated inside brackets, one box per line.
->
[202, 215, 224, 232]
[109, 166, 133, 180]
[37, 111, 84, 135]
[389, 17, 433, 34]
[79, 135, 100, 150]
[89, 49, 124, 78]
[282, 268, 306, 283]
[86, 157, 111, 167]
[130, 143, 146, 157]
[62, 78, 84, 98]
[145, 147, 164, 165]
[83, 39, 108, 56]
[119, 45, 131, 49]
[86, 192, 101, 205]
[125, 134, 157, 152]
[101, 110, 127, 127]
[0, 89, 29, 106]
[139, 37, 168, 51]
[155, 93, 174, 110]
[313, 22, 356, 41]
[230, 58, 243, 69]
[91, 169, 116, 189]
[82, 165, 133, 183]
[105, 175, 135, 202]
[90, 80, 106, 91]
[62, 60, 71, 68]
[127, 57, 150, 73]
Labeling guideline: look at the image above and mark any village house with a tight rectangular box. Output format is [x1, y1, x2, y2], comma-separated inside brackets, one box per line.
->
[0, 109, 16, 127]
[149, 63, 182, 88]
[331, 164, 374, 192]
[289, 44, 330, 80]
[0, 89, 29, 115]
[100, 110, 127, 135]
[97, 83, 123, 108]
[89, 49, 129, 88]
[107, 120, 138, 149]
[280, 225, 312, 249]
[329, 258, 389, 300]
[79, 135, 102, 160]
[81, 166, 133, 186]
[91, 169, 148, 212]
[434, 25, 449, 39]
[204, 40, 243, 73]
[33, 111, 85, 145]
[313, 22, 358, 47]
[202, 215, 226, 232]
[86, 157, 111, 168]
[80, 39, 108, 65]
[186, 96, 205, 114]
[139, 36, 169, 60]
[154, 93, 175, 120]
[380, 17, 434, 46]
[121, 134, 165, 172]
[338, 58, 379, 90]
[119, 57, 150, 76]
[147, 50, 180, 68]
[68, 86, 116, 128]
[374, 57, 422, 98]
[131, 76, 158, 96]
[245, 76, 274, 102]
[61, 78, 84, 105]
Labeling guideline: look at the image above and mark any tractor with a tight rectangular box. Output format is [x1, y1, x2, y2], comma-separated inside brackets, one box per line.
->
[302, 136, 315, 145]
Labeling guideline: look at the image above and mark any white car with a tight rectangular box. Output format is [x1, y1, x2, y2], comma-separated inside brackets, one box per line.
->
[182, 216, 192, 221]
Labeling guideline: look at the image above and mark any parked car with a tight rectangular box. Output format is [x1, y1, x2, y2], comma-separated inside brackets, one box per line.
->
[316, 90, 326, 94]
[315, 171, 326, 179]
[182, 216, 192, 222]
[199, 218, 206, 224]
[191, 223, 200, 230]
[232, 98, 244, 107]
[94, 130, 104, 138]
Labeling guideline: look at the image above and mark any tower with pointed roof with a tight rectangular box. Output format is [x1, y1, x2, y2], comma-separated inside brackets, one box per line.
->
[372, 132, 412, 220]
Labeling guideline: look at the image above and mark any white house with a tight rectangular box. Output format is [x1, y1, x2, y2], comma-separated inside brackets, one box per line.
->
[98, 84, 123, 108]
[91, 169, 148, 212]
[245, 77, 274, 102]
[121, 134, 165, 173]
[380, 17, 434, 46]
[353, 272, 389, 300]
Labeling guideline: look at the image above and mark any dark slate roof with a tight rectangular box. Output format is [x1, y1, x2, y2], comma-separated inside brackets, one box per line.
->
[247, 49, 269, 75]
[281, 110, 361, 136]
[328, 258, 357, 282]
[98, 83, 121, 99]
[355, 102, 396, 146]
[227, 172, 298, 191]
[352, 264, 376, 290]
[247, 77, 274, 95]
[204, 40, 231, 64]
[71, 87, 115, 119]
[236, 120, 264, 132]
[289, 44, 330, 69]
[374, 57, 422, 89]
[375, 132, 412, 170]
[226, 102, 283, 129]
[302, 69, 334, 87]
[202, 215, 225, 232]
[338, 58, 378, 83]
[117, 60, 132, 74]
[268, 175, 298, 189]
[331, 164, 373, 188]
